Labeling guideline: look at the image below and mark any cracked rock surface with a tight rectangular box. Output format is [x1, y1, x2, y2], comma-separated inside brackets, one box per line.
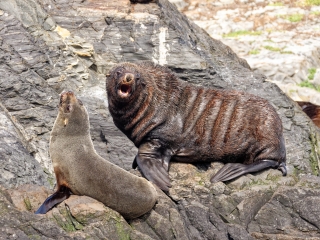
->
[0, 0, 320, 239]
[171, 0, 320, 105]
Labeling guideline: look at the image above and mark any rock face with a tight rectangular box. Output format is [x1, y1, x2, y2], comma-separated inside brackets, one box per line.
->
[0, 0, 320, 239]
[173, 0, 320, 105]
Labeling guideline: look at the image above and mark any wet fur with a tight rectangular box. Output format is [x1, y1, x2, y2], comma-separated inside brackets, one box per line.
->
[106, 62, 287, 191]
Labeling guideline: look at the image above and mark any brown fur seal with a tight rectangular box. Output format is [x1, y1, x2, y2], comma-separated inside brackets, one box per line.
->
[106, 62, 287, 191]
[35, 91, 158, 219]
[297, 101, 320, 127]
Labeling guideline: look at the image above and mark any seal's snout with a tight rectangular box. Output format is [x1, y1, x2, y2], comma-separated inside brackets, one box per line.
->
[117, 73, 135, 99]
[60, 91, 75, 104]
[125, 73, 134, 83]
[59, 91, 78, 114]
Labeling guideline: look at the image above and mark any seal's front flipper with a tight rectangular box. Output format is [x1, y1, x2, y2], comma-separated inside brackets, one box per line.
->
[35, 186, 71, 214]
[210, 160, 285, 183]
[134, 140, 173, 191]
[135, 154, 171, 191]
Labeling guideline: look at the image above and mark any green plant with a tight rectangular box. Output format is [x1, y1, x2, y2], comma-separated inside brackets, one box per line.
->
[308, 68, 317, 80]
[280, 50, 293, 54]
[24, 197, 32, 211]
[285, 13, 304, 22]
[305, 0, 320, 6]
[264, 45, 281, 52]
[263, 45, 293, 54]
[223, 30, 262, 38]
[249, 49, 260, 55]
[311, 11, 320, 15]
[268, 2, 284, 6]
[298, 79, 320, 92]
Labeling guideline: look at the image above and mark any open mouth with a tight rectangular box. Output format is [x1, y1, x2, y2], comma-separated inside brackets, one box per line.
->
[118, 83, 132, 98]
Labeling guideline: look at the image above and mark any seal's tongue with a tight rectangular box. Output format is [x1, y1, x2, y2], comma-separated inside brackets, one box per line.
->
[120, 84, 132, 95]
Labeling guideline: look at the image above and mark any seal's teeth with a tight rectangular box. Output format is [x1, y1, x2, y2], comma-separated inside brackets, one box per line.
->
[64, 118, 68, 126]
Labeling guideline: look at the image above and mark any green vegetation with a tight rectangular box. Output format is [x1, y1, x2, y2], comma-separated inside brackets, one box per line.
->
[249, 49, 260, 55]
[23, 197, 32, 211]
[305, 0, 320, 6]
[298, 79, 320, 92]
[280, 50, 293, 54]
[53, 208, 84, 232]
[263, 45, 293, 54]
[115, 217, 130, 240]
[44, 168, 55, 188]
[309, 131, 320, 176]
[266, 174, 281, 182]
[268, 2, 284, 6]
[311, 11, 320, 15]
[264, 45, 281, 52]
[308, 68, 316, 80]
[223, 30, 262, 38]
[284, 13, 304, 22]
[298, 68, 319, 91]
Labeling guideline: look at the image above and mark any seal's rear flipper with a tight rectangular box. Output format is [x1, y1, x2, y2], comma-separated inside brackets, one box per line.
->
[35, 186, 71, 214]
[210, 160, 287, 183]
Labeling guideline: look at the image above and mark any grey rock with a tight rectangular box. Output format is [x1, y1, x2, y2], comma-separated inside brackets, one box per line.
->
[0, 0, 319, 239]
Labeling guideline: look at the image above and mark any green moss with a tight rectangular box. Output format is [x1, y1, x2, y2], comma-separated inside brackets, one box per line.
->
[280, 50, 293, 54]
[264, 45, 281, 52]
[248, 179, 266, 186]
[263, 45, 292, 54]
[266, 174, 281, 182]
[309, 131, 320, 175]
[249, 49, 260, 55]
[44, 168, 55, 188]
[284, 13, 304, 22]
[308, 68, 317, 80]
[53, 208, 84, 232]
[115, 216, 130, 240]
[263, 45, 293, 54]
[23, 197, 32, 211]
[223, 30, 262, 38]
[268, 2, 284, 6]
[298, 79, 320, 92]
[305, 0, 320, 5]
[311, 11, 320, 15]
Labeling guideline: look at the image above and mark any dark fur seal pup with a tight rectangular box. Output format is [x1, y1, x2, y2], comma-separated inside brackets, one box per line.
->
[106, 62, 287, 191]
[35, 91, 157, 219]
[297, 101, 320, 127]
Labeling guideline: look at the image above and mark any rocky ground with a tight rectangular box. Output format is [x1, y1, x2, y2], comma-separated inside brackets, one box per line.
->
[170, 0, 320, 105]
[0, 0, 320, 239]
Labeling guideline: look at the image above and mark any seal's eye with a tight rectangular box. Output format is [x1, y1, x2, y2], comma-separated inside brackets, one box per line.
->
[115, 69, 123, 78]
[135, 73, 140, 81]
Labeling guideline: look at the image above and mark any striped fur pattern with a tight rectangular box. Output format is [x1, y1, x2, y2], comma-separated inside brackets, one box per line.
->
[106, 62, 286, 190]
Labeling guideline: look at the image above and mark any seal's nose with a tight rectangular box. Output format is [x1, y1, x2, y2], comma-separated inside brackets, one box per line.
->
[124, 73, 134, 83]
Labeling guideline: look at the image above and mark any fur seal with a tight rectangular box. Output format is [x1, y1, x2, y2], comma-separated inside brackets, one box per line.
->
[297, 101, 320, 127]
[35, 91, 158, 219]
[106, 62, 287, 191]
